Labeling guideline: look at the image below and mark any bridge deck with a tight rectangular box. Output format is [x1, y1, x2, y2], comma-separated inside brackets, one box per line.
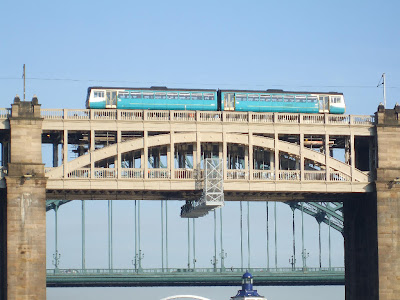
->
[46, 267, 345, 287]
[0, 109, 376, 201]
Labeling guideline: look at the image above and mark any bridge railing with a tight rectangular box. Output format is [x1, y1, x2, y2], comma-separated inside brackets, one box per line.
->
[227, 169, 248, 179]
[0, 108, 11, 119]
[252, 170, 275, 180]
[121, 168, 143, 179]
[304, 171, 326, 181]
[47, 166, 359, 182]
[330, 171, 352, 182]
[68, 168, 90, 178]
[46, 266, 345, 275]
[38, 109, 375, 126]
[279, 170, 301, 181]
[175, 168, 194, 179]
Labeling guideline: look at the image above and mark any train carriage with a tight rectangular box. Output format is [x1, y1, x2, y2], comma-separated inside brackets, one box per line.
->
[86, 87, 345, 114]
[219, 89, 345, 114]
[86, 87, 218, 111]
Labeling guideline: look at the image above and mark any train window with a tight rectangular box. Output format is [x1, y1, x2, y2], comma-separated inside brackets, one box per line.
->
[94, 91, 104, 98]
[130, 92, 141, 99]
[260, 94, 270, 102]
[295, 96, 306, 103]
[118, 92, 129, 98]
[204, 93, 215, 100]
[271, 95, 282, 102]
[307, 96, 318, 103]
[167, 93, 178, 99]
[331, 96, 341, 103]
[191, 93, 203, 100]
[248, 94, 259, 101]
[236, 94, 247, 101]
[283, 95, 294, 102]
[155, 92, 166, 99]
[143, 92, 154, 99]
[179, 92, 190, 100]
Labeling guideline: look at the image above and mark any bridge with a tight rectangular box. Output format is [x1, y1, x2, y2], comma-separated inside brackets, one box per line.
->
[0, 96, 399, 300]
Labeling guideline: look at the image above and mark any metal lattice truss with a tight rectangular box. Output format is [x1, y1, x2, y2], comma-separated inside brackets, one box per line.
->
[202, 158, 224, 204]
[286, 202, 344, 233]
[180, 158, 224, 218]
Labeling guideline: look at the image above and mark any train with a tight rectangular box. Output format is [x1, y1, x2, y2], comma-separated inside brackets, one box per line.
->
[86, 86, 346, 114]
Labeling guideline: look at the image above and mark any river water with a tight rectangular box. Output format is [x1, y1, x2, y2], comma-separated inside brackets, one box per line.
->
[47, 286, 344, 300]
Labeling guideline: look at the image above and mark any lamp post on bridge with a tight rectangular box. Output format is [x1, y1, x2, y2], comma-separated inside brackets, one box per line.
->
[132, 250, 144, 273]
[52, 251, 61, 273]
[289, 255, 296, 271]
[302, 249, 309, 271]
[211, 256, 218, 272]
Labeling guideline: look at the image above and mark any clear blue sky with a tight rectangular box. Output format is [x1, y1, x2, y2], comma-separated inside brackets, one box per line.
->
[2, 0, 400, 299]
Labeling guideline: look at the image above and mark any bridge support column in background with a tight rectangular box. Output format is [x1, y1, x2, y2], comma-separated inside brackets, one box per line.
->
[3, 97, 46, 300]
[374, 104, 400, 299]
[0, 189, 7, 300]
[344, 195, 378, 300]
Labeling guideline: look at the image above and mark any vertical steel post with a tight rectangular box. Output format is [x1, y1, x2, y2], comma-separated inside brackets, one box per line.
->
[138, 200, 142, 271]
[134, 200, 137, 271]
[220, 208, 225, 271]
[53, 204, 60, 270]
[274, 202, 277, 269]
[193, 219, 196, 269]
[166, 200, 168, 269]
[318, 221, 322, 269]
[187, 218, 191, 269]
[247, 201, 251, 269]
[108, 200, 113, 270]
[55, 205, 58, 260]
[328, 216, 332, 270]
[301, 202, 305, 269]
[292, 206, 296, 269]
[82, 200, 86, 270]
[240, 201, 243, 271]
[214, 209, 217, 271]
[266, 201, 269, 270]
[161, 200, 164, 271]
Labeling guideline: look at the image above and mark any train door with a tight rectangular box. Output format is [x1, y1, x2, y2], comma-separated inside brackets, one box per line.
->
[318, 95, 329, 113]
[224, 93, 235, 111]
[106, 90, 117, 108]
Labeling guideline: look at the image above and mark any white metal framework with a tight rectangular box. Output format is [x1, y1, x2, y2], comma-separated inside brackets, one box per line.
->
[181, 158, 224, 218]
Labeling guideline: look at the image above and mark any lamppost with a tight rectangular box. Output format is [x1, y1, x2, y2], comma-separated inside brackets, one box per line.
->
[220, 249, 227, 272]
[289, 255, 296, 271]
[211, 256, 218, 272]
[132, 250, 144, 273]
[52, 251, 61, 272]
[302, 249, 310, 271]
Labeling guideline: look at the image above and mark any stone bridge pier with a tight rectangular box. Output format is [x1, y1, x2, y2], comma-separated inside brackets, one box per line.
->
[345, 104, 400, 300]
[0, 97, 47, 300]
